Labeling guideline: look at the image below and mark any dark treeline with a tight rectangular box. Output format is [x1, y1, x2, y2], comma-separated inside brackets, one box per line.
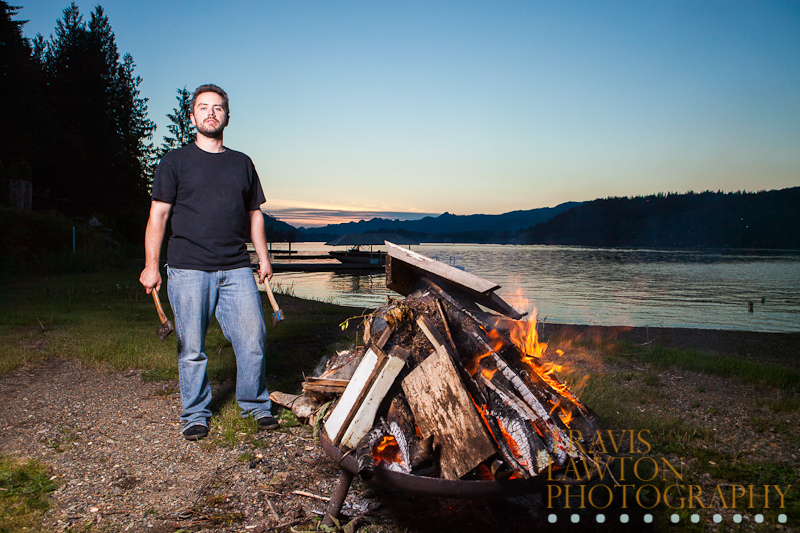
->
[1, 2, 154, 242]
[524, 188, 800, 249]
[263, 213, 297, 243]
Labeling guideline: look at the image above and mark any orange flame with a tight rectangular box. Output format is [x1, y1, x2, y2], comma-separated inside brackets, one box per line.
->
[506, 309, 588, 422]
[477, 464, 494, 481]
[509, 310, 548, 365]
[373, 436, 405, 466]
[466, 350, 494, 376]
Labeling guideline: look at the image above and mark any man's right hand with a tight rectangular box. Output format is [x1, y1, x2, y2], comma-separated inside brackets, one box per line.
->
[140, 266, 162, 294]
[141, 200, 172, 295]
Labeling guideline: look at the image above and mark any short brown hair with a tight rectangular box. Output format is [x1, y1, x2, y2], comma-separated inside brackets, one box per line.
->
[191, 84, 229, 114]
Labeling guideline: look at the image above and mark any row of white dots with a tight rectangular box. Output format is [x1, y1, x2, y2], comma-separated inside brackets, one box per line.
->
[547, 513, 788, 524]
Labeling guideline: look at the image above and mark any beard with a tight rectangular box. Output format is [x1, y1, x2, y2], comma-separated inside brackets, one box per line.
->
[195, 117, 227, 139]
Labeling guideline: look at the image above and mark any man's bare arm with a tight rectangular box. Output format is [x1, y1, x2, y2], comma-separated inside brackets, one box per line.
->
[139, 200, 173, 293]
[249, 209, 273, 284]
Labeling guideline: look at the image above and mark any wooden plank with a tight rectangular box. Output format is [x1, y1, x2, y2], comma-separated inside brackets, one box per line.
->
[302, 378, 349, 395]
[324, 347, 385, 446]
[304, 378, 350, 387]
[417, 314, 488, 406]
[401, 345, 496, 480]
[484, 291, 526, 320]
[301, 383, 347, 395]
[435, 298, 459, 355]
[423, 276, 527, 321]
[385, 241, 500, 295]
[340, 346, 410, 448]
[374, 324, 394, 349]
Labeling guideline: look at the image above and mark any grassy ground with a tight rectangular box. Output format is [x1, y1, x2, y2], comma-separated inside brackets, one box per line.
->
[0, 267, 372, 532]
[545, 332, 800, 531]
[0, 454, 57, 533]
[0, 267, 367, 383]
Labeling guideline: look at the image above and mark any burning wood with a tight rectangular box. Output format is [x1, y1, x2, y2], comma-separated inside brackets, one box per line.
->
[312, 242, 601, 484]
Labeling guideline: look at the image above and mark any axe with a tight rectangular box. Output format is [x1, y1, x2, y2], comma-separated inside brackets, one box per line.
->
[263, 281, 285, 326]
[151, 290, 174, 341]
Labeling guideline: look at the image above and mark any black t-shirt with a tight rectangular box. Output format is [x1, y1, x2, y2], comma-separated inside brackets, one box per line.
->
[152, 143, 266, 270]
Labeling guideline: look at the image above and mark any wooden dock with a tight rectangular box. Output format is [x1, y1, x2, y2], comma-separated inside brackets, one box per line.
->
[256, 262, 384, 273]
[271, 254, 331, 260]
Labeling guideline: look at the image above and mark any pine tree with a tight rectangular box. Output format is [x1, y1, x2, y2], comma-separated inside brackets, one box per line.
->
[30, 2, 154, 238]
[0, 1, 35, 173]
[163, 87, 196, 152]
[151, 86, 196, 168]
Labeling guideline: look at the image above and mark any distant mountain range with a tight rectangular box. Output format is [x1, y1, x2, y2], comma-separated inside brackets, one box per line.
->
[263, 187, 800, 249]
[290, 202, 581, 242]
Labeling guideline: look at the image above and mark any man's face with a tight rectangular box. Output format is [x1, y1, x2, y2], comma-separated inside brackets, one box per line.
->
[191, 92, 228, 138]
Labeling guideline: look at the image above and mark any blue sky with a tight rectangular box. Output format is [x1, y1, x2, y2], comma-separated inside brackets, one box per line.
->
[17, 1, 800, 227]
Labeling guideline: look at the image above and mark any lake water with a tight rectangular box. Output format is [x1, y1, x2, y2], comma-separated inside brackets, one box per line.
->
[268, 243, 800, 333]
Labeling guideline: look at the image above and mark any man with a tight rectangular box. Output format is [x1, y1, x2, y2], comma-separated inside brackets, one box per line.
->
[140, 84, 278, 440]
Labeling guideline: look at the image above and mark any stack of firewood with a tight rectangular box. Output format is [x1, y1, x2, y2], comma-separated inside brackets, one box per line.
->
[275, 242, 601, 482]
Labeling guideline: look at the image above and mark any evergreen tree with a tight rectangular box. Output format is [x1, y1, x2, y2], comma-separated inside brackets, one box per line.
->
[160, 86, 196, 154]
[29, 3, 154, 239]
[0, 1, 35, 174]
[148, 86, 195, 179]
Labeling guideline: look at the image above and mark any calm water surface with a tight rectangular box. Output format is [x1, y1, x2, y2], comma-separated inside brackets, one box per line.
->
[269, 243, 800, 333]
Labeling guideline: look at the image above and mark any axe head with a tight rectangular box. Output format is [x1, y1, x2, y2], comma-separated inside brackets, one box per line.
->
[157, 319, 174, 341]
[271, 309, 285, 326]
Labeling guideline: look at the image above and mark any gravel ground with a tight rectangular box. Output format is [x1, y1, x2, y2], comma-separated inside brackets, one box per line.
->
[1, 325, 799, 532]
[0, 358, 355, 532]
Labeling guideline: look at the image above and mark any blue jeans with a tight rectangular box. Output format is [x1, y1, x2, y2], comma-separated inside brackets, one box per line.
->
[167, 266, 272, 430]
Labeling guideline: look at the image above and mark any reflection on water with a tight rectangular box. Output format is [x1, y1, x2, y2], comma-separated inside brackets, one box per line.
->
[272, 270, 388, 310]
[270, 243, 800, 332]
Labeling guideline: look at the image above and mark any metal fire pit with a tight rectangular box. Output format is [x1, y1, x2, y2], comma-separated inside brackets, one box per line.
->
[319, 431, 606, 526]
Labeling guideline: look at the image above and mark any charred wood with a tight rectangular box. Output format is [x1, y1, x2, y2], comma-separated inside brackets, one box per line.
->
[435, 297, 459, 355]
[387, 395, 433, 470]
[485, 388, 550, 476]
[355, 422, 388, 481]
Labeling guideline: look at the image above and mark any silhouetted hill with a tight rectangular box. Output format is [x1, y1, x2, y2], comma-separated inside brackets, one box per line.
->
[298, 202, 580, 242]
[524, 188, 800, 249]
[262, 213, 297, 242]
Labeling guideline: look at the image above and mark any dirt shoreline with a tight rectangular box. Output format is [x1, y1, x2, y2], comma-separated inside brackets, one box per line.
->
[542, 323, 800, 368]
[1, 323, 799, 532]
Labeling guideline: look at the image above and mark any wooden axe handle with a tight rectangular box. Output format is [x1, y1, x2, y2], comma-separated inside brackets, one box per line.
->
[152, 290, 168, 324]
[263, 281, 281, 314]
